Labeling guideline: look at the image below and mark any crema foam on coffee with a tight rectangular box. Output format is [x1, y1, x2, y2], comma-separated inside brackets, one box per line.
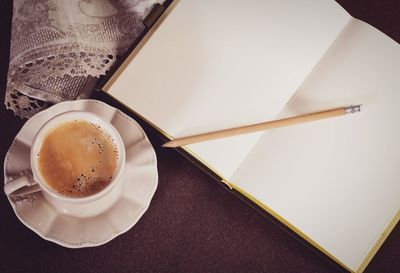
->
[37, 120, 118, 198]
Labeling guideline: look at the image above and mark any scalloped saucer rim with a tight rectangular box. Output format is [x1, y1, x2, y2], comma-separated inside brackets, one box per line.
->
[3, 99, 158, 248]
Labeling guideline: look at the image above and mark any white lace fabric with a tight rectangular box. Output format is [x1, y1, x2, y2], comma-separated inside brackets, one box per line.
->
[5, 0, 156, 118]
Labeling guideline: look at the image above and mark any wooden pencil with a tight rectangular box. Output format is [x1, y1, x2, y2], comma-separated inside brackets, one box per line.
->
[162, 105, 361, 148]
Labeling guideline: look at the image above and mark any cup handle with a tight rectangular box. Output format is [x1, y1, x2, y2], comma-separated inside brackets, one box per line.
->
[4, 175, 42, 196]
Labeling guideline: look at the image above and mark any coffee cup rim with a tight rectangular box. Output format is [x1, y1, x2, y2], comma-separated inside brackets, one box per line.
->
[30, 110, 126, 204]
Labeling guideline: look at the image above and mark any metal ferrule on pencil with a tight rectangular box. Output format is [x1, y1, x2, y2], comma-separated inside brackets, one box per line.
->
[345, 105, 362, 114]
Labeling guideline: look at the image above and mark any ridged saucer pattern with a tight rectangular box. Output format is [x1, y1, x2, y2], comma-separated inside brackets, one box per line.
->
[3, 99, 158, 248]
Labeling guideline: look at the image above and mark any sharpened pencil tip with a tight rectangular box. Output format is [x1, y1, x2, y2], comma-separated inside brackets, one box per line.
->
[162, 142, 175, 148]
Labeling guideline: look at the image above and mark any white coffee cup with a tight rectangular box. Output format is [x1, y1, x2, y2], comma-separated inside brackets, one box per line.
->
[4, 111, 126, 217]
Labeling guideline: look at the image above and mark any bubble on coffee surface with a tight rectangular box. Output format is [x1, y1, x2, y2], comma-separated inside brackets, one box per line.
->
[57, 173, 113, 197]
[37, 120, 119, 198]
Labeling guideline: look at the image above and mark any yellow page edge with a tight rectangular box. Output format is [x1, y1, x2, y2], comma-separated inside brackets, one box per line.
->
[356, 206, 400, 272]
[228, 183, 354, 273]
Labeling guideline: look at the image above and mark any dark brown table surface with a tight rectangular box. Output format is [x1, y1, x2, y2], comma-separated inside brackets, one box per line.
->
[1, 1, 399, 272]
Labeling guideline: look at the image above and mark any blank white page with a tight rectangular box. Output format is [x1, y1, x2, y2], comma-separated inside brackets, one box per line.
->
[231, 19, 400, 271]
[106, 0, 350, 179]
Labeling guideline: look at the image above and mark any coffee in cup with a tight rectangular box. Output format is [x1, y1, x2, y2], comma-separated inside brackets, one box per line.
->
[4, 110, 126, 217]
[27, 111, 125, 202]
[37, 120, 119, 198]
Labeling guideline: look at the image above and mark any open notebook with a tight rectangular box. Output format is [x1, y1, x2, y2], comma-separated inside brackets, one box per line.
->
[102, 0, 400, 272]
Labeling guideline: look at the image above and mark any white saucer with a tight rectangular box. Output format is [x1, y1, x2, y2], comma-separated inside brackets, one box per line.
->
[3, 99, 158, 248]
